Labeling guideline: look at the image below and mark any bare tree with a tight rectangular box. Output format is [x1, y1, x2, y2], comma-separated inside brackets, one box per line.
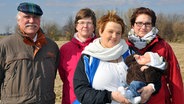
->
[61, 16, 75, 40]
[42, 21, 61, 40]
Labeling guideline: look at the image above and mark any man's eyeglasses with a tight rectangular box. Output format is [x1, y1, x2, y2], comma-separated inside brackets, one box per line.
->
[77, 21, 93, 26]
[135, 22, 152, 27]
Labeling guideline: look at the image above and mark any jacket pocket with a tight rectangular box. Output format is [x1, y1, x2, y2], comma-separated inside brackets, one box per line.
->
[2, 52, 32, 97]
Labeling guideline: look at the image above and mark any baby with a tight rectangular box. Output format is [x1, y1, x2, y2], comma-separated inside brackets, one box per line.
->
[118, 52, 166, 104]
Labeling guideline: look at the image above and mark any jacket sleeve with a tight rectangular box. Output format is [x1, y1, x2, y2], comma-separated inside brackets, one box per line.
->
[55, 45, 60, 77]
[165, 43, 184, 104]
[58, 46, 66, 81]
[0, 68, 5, 97]
[0, 67, 5, 87]
[73, 54, 112, 104]
[154, 40, 184, 103]
[144, 67, 163, 95]
[0, 43, 6, 97]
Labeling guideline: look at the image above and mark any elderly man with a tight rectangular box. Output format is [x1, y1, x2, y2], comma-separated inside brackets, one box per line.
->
[0, 2, 59, 104]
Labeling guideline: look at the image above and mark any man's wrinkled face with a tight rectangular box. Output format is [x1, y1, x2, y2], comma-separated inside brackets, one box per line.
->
[17, 12, 41, 38]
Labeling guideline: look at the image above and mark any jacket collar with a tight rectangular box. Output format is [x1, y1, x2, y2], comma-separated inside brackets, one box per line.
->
[17, 28, 47, 48]
[127, 35, 160, 54]
[71, 36, 96, 48]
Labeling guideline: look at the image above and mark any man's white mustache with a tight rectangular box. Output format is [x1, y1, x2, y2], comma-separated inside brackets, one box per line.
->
[25, 24, 38, 28]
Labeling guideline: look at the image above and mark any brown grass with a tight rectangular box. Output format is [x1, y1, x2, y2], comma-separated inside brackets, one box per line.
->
[54, 41, 184, 103]
[169, 43, 184, 80]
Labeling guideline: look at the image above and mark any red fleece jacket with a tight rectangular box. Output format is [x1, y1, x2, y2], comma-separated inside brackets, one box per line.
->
[58, 37, 95, 104]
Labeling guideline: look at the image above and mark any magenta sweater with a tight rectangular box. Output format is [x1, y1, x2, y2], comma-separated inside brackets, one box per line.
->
[58, 37, 95, 104]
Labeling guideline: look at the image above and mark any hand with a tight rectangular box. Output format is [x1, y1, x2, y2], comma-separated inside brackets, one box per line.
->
[140, 65, 148, 71]
[138, 84, 154, 103]
[111, 91, 130, 104]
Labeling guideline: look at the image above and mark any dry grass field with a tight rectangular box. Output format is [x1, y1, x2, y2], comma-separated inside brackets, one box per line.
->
[54, 41, 184, 104]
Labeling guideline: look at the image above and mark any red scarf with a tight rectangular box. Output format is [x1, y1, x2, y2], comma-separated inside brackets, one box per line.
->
[20, 28, 47, 57]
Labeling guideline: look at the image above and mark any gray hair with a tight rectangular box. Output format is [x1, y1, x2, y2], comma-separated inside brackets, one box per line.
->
[16, 11, 41, 21]
[16, 12, 21, 21]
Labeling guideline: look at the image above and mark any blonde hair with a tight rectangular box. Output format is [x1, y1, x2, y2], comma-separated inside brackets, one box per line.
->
[97, 11, 125, 34]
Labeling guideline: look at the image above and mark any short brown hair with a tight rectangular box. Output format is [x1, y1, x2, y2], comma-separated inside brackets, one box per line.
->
[130, 7, 156, 26]
[97, 11, 125, 35]
[74, 8, 96, 32]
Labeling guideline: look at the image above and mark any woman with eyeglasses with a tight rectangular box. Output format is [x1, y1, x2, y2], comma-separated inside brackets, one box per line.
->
[58, 8, 97, 104]
[126, 7, 184, 104]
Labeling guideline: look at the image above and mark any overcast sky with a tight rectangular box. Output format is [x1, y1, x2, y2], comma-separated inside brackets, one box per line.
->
[0, 0, 184, 33]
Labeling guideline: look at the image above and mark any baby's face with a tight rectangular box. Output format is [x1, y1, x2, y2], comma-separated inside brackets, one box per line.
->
[134, 53, 151, 65]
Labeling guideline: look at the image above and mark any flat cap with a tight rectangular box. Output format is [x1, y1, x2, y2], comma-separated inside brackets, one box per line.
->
[17, 2, 43, 16]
